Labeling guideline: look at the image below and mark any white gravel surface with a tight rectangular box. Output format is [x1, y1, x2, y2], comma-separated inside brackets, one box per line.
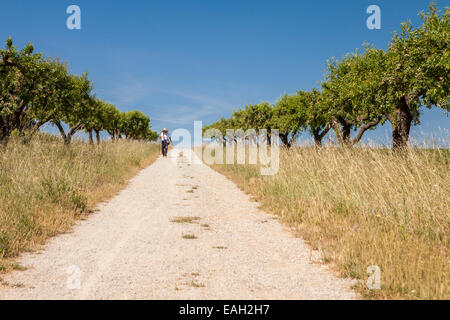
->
[0, 149, 357, 300]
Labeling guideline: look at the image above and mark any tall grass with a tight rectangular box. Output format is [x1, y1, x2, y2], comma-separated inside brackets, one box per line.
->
[0, 134, 160, 270]
[208, 146, 449, 299]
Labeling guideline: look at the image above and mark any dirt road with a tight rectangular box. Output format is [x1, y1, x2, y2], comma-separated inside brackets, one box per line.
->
[0, 149, 356, 300]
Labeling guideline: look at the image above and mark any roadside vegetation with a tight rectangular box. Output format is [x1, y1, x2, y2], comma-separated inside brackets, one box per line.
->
[209, 146, 449, 299]
[0, 20, 162, 271]
[0, 134, 160, 271]
[204, 3, 449, 299]
[204, 4, 449, 150]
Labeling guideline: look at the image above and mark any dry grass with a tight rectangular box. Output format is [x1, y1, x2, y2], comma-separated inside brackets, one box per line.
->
[0, 134, 160, 271]
[170, 216, 201, 224]
[188, 281, 205, 288]
[206, 145, 449, 300]
[182, 233, 198, 239]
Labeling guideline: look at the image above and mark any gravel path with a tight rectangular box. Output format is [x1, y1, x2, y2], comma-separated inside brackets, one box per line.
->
[0, 149, 357, 300]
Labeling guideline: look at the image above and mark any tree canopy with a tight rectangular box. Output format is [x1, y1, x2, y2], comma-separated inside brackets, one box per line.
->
[204, 2, 449, 149]
[0, 38, 156, 145]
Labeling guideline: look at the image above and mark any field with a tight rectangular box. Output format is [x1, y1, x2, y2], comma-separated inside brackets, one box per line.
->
[207, 145, 449, 299]
[0, 135, 160, 271]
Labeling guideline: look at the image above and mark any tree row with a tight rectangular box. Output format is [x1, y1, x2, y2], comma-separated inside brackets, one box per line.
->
[204, 3, 449, 149]
[0, 39, 158, 145]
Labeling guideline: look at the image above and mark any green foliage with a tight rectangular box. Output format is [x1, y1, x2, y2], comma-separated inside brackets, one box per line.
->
[386, 3, 449, 113]
[145, 128, 159, 141]
[273, 93, 307, 136]
[204, 2, 449, 149]
[0, 38, 46, 143]
[321, 48, 386, 146]
[0, 38, 155, 145]
[382, 2, 449, 147]
[122, 110, 151, 140]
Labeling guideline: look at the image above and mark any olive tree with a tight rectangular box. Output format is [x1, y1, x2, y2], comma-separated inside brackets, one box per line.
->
[51, 73, 94, 145]
[102, 103, 123, 142]
[321, 50, 384, 147]
[382, 3, 449, 148]
[272, 92, 309, 147]
[122, 110, 151, 140]
[0, 38, 64, 145]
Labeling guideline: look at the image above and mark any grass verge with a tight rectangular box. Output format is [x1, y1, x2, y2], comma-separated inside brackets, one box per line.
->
[0, 134, 160, 271]
[203, 146, 449, 300]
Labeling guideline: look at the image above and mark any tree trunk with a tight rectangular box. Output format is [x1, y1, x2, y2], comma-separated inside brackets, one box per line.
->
[54, 121, 84, 145]
[0, 131, 10, 146]
[108, 130, 115, 142]
[0, 99, 28, 146]
[342, 125, 351, 145]
[332, 117, 351, 147]
[350, 117, 382, 146]
[20, 119, 48, 145]
[115, 129, 122, 142]
[0, 121, 11, 146]
[288, 133, 296, 147]
[389, 97, 412, 150]
[88, 129, 94, 145]
[312, 125, 331, 148]
[95, 129, 101, 144]
[67, 123, 84, 144]
[0, 115, 14, 146]
[267, 133, 272, 146]
[280, 133, 290, 147]
[313, 132, 322, 147]
[332, 116, 381, 147]
[54, 121, 70, 145]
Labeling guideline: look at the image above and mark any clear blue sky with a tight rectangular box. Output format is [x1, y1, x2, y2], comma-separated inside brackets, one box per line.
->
[1, 0, 448, 145]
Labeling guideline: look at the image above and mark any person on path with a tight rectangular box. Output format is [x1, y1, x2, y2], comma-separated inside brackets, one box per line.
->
[160, 128, 172, 157]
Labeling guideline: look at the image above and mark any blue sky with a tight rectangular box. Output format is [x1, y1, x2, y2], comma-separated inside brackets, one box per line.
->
[1, 0, 448, 145]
